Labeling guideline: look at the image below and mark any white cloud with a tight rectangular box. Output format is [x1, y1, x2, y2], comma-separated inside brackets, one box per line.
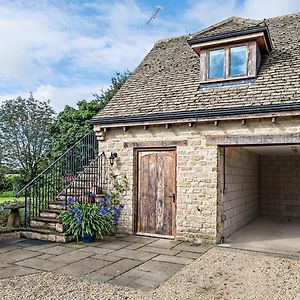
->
[0, 0, 164, 109]
[185, 0, 300, 26]
[0, 83, 108, 113]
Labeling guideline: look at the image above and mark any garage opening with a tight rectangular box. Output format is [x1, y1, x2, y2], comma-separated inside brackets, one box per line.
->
[219, 144, 300, 254]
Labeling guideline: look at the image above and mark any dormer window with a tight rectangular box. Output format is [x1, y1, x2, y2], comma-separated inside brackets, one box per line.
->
[188, 26, 272, 84]
[230, 45, 247, 76]
[208, 49, 225, 78]
[208, 44, 248, 80]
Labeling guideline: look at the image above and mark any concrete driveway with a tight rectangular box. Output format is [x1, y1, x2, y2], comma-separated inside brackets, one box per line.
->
[0, 234, 211, 290]
[221, 215, 300, 257]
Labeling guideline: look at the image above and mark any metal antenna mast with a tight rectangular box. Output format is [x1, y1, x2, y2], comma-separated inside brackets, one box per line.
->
[146, 6, 162, 43]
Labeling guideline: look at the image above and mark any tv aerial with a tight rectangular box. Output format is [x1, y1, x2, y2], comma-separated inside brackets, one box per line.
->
[146, 6, 163, 43]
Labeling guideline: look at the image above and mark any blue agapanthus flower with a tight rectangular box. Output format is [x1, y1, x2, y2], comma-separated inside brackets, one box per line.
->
[113, 207, 121, 216]
[112, 216, 119, 223]
[67, 197, 75, 204]
[119, 203, 125, 209]
[75, 220, 82, 226]
[97, 198, 107, 205]
[104, 194, 110, 199]
[75, 212, 82, 220]
[99, 206, 108, 215]
[60, 204, 66, 209]
[89, 192, 97, 198]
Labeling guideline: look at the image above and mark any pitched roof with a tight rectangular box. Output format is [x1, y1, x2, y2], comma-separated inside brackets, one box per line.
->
[92, 13, 300, 124]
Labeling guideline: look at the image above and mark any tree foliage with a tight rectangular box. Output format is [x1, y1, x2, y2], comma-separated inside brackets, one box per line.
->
[49, 71, 130, 158]
[0, 95, 55, 181]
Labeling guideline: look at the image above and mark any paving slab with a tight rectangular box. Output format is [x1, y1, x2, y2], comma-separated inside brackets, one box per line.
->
[25, 243, 57, 252]
[38, 253, 56, 260]
[152, 254, 194, 265]
[55, 258, 111, 277]
[9, 239, 51, 248]
[35, 245, 73, 255]
[176, 251, 203, 259]
[79, 246, 114, 255]
[172, 242, 212, 254]
[125, 243, 145, 250]
[129, 277, 161, 290]
[97, 240, 132, 250]
[109, 248, 158, 261]
[137, 260, 183, 276]
[85, 272, 115, 282]
[0, 245, 20, 253]
[49, 250, 93, 264]
[147, 239, 182, 249]
[64, 243, 86, 249]
[114, 233, 129, 238]
[119, 236, 159, 244]
[138, 245, 180, 256]
[0, 265, 40, 279]
[92, 254, 122, 262]
[0, 262, 11, 268]
[111, 269, 168, 290]
[0, 249, 41, 263]
[93, 258, 142, 277]
[16, 257, 66, 271]
[124, 268, 170, 283]
[108, 273, 140, 287]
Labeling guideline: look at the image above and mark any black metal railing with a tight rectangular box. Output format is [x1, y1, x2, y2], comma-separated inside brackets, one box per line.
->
[15, 131, 106, 227]
[56, 152, 107, 205]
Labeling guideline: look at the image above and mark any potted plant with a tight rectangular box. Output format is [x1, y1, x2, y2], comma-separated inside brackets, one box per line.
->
[59, 197, 125, 243]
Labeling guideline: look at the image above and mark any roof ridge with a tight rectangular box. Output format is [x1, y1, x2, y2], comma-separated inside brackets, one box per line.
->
[266, 11, 300, 21]
[189, 16, 260, 40]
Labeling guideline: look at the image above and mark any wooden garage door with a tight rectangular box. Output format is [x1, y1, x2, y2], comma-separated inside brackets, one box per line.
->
[137, 149, 176, 237]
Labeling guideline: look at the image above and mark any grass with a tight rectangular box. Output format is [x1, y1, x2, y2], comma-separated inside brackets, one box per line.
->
[0, 191, 24, 203]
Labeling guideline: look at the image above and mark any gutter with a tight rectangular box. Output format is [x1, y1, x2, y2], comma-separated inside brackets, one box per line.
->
[90, 102, 300, 126]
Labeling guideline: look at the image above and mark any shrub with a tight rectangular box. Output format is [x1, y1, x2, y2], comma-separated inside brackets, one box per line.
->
[59, 196, 124, 240]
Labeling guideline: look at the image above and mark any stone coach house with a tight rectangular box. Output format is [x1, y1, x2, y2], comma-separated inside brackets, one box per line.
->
[91, 13, 300, 244]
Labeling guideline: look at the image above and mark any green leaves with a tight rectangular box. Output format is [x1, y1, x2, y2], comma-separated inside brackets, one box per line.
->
[59, 201, 114, 240]
[49, 71, 130, 159]
[0, 95, 55, 181]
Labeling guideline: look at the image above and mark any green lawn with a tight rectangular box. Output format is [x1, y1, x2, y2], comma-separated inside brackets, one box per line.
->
[0, 191, 24, 203]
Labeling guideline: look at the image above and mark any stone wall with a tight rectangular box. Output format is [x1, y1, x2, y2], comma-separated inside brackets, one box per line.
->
[260, 156, 300, 217]
[222, 147, 259, 238]
[94, 115, 300, 243]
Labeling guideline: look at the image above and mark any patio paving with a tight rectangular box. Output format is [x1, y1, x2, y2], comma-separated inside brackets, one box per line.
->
[0, 235, 211, 291]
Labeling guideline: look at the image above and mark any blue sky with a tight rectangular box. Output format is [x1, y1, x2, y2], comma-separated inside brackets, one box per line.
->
[0, 0, 299, 112]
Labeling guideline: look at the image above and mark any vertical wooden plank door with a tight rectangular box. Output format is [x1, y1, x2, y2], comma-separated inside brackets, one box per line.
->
[137, 149, 176, 237]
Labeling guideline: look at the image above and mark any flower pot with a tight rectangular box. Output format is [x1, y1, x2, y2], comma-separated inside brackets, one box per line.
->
[81, 232, 96, 243]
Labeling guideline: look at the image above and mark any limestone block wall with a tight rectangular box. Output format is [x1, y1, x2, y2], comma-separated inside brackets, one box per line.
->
[95, 124, 219, 243]
[94, 115, 300, 243]
[221, 147, 260, 238]
[260, 156, 300, 217]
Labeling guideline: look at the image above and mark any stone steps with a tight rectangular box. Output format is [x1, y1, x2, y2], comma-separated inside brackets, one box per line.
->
[30, 217, 64, 232]
[20, 157, 104, 243]
[20, 227, 72, 243]
[40, 208, 62, 219]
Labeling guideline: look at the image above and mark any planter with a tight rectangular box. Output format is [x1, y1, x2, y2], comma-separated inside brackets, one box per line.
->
[81, 232, 96, 243]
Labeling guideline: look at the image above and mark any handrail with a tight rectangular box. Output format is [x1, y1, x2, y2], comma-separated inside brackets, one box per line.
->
[56, 152, 106, 205]
[14, 130, 101, 227]
[15, 131, 94, 198]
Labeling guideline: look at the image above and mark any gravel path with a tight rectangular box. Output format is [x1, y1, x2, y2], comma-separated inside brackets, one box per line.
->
[0, 247, 299, 300]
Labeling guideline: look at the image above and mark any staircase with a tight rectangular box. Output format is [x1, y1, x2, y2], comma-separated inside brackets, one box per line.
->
[15, 132, 107, 243]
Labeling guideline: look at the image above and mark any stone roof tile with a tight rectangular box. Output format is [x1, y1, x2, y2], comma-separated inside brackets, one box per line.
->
[95, 12, 300, 121]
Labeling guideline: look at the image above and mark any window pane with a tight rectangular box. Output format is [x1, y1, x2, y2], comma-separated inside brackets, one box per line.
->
[208, 49, 225, 79]
[230, 46, 247, 76]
